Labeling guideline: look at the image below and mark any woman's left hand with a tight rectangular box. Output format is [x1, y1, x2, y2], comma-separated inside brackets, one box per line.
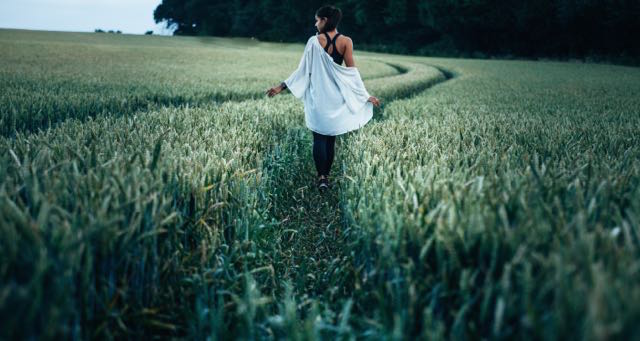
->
[368, 96, 381, 107]
[266, 84, 284, 97]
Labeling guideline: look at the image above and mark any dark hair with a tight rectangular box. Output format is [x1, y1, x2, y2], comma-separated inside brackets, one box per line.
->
[315, 5, 342, 33]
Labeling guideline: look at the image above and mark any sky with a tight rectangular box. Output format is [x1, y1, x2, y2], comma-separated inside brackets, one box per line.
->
[0, 0, 175, 35]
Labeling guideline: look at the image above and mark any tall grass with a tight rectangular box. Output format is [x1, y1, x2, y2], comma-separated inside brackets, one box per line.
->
[337, 59, 640, 339]
[0, 29, 399, 137]
[1, 30, 640, 339]
[0, 97, 295, 338]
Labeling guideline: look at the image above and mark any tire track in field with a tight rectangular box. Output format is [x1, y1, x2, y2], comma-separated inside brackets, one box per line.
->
[2, 58, 400, 139]
[259, 61, 456, 311]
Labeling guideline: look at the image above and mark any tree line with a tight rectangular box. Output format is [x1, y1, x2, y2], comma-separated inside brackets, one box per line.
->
[153, 0, 640, 63]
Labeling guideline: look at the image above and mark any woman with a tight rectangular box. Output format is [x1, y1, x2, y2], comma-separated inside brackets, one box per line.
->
[266, 5, 381, 192]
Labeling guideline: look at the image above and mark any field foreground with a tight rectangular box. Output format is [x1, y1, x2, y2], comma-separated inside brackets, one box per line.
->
[1, 29, 640, 339]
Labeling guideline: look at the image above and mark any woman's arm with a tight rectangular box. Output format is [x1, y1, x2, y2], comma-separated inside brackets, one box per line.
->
[266, 82, 287, 97]
[343, 38, 380, 107]
[343, 37, 355, 67]
[267, 38, 314, 99]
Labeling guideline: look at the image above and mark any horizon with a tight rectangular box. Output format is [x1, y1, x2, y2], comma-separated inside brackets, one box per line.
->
[0, 0, 175, 35]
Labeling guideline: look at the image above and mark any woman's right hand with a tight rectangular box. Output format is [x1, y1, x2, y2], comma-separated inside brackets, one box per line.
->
[368, 96, 381, 107]
[266, 84, 284, 97]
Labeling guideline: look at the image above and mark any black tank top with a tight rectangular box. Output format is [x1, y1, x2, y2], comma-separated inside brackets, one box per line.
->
[322, 32, 344, 65]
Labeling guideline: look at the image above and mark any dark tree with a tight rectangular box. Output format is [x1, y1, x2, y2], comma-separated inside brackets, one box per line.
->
[153, 0, 640, 63]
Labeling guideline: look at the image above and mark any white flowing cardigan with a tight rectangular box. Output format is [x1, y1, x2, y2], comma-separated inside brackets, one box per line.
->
[283, 34, 373, 136]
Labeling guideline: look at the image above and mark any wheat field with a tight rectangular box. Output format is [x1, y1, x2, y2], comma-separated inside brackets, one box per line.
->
[1, 28, 639, 339]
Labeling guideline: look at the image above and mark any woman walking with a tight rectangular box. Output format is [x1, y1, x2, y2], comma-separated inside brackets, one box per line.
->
[266, 5, 381, 192]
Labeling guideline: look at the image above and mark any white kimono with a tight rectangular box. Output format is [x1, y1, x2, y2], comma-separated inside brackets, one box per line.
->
[284, 34, 373, 136]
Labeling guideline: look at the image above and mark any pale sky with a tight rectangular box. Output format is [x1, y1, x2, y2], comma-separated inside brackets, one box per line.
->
[0, 0, 175, 35]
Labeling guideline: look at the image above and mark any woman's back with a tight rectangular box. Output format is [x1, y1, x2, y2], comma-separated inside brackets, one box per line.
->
[318, 32, 344, 65]
[317, 32, 354, 67]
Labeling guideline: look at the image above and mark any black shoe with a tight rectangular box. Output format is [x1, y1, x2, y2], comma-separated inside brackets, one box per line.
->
[318, 176, 329, 191]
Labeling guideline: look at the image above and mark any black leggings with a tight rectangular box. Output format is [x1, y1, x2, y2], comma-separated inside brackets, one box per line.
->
[312, 131, 336, 177]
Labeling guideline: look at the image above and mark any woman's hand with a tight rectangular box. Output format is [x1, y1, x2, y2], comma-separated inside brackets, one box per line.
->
[266, 84, 284, 97]
[368, 96, 381, 107]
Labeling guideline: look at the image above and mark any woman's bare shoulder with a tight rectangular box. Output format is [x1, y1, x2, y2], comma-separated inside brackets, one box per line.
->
[339, 34, 351, 41]
[337, 35, 352, 53]
[337, 35, 352, 47]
